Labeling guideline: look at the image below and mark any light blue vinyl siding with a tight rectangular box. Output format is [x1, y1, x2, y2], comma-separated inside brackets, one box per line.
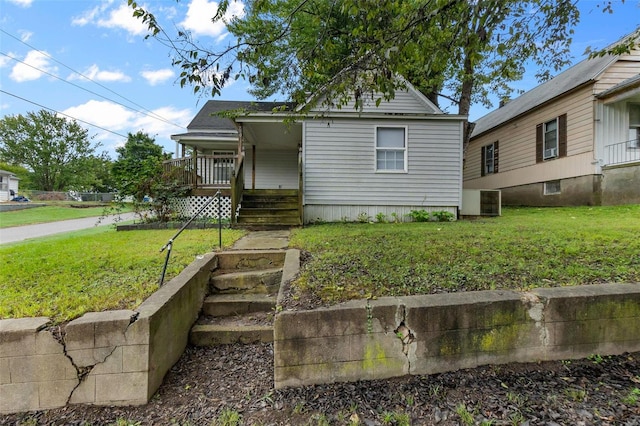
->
[303, 118, 462, 206]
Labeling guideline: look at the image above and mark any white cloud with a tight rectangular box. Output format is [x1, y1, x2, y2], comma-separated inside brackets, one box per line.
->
[63, 100, 134, 131]
[141, 69, 175, 86]
[61, 100, 192, 157]
[180, 0, 245, 39]
[6, 0, 33, 7]
[9, 50, 58, 82]
[97, 3, 148, 36]
[73, 2, 147, 36]
[72, 1, 112, 26]
[19, 30, 33, 42]
[69, 64, 131, 83]
[0, 54, 14, 68]
[133, 106, 192, 137]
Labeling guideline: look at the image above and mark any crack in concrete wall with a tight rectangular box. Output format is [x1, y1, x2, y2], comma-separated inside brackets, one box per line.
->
[61, 311, 141, 404]
[393, 304, 415, 371]
[522, 292, 550, 347]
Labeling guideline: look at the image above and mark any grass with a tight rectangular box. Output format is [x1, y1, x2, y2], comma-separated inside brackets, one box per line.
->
[0, 226, 245, 323]
[0, 202, 133, 228]
[289, 205, 640, 305]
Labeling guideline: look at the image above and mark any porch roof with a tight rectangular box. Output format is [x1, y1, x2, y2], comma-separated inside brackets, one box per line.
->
[185, 100, 296, 131]
[596, 74, 640, 103]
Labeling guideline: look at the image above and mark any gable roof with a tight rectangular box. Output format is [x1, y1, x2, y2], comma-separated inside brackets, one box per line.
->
[186, 100, 295, 131]
[471, 53, 617, 138]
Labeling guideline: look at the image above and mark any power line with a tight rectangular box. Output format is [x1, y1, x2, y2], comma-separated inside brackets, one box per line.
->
[0, 28, 186, 130]
[0, 89, 129, 139]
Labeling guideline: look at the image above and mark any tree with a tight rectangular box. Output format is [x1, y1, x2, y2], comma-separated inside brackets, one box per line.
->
[0, 110, 100, 191]
[130, 0, 581, 142]
[112, 131, 170, 201]
[111, 131, 189, 221]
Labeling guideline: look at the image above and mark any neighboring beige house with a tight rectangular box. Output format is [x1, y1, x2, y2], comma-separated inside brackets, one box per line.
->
[0, 169, 19, 202]
[464, 35, 640, 206]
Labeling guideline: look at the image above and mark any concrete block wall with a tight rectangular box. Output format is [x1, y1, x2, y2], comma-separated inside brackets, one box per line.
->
[274, 283, 640, 388]
[0, 253, 217, 414]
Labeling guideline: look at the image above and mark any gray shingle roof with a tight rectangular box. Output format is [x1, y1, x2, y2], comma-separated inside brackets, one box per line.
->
[186, 100, 296, 131]
[471, 54, 617, 138]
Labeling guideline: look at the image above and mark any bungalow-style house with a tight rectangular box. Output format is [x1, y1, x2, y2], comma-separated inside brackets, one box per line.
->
[464, 37, 640, 206]
[169, 82, 466, 226]
[0, 169, 19, 202]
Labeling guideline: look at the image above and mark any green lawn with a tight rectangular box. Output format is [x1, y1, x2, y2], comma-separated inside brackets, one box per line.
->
[289, 205, 640, 305]
[0, 226, 245, 323]
[0, 203, 132, 228]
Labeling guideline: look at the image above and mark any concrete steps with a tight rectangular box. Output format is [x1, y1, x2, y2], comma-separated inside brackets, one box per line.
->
[190, 249, 285, 346]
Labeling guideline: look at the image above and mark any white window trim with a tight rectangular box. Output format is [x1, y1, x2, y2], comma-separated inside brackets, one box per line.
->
[543, 118, 558, 160]
[544, 180, 561, 195]
[374, 125, 408, 173]
[484, 142, 496, 175]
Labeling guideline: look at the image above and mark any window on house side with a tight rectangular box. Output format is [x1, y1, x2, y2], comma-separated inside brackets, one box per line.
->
[482, 141, 498, 175]
[543, 118, 558, 159]
[629, 104, 640, 149]
[376, 127, 407, 172]
[544, 180, 561, 195]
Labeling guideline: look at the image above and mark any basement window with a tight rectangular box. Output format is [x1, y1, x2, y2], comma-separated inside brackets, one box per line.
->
[544, 180, 561, 195]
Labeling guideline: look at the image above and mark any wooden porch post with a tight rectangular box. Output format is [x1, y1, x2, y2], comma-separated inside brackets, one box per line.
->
[252, 145, 256, 190]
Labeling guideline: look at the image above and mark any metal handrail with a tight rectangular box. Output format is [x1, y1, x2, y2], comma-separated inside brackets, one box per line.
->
[603, 138, 640, 166]
[158, 190, 223, 286]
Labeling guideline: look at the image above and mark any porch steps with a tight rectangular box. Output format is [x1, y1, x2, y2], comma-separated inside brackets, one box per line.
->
[236, 189, 301, 228]
[190, 250, 286, 346]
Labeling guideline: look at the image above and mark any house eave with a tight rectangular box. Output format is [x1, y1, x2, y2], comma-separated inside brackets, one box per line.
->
[470, 80, 595, 141]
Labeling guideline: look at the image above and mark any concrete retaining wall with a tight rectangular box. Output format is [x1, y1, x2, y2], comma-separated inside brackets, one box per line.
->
[602, 162, 640, 205]
[0, 254, 217, 414]
[274, 283, 640, 388]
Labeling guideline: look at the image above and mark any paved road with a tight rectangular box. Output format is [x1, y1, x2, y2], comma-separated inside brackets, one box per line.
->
[0, 213, 138, 245]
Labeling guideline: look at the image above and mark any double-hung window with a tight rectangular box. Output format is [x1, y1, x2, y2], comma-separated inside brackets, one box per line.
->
[481, 141, 498, 176]
[536, 114, 566, 163]
[543, 118, 558, 159]
[376, 126, 407, 172]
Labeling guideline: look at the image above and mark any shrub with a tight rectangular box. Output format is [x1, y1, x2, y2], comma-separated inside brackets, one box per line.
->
[407, 209, 430, 222]
[431, 210, 455, 222]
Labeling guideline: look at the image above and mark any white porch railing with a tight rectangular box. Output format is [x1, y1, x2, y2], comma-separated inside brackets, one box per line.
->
[603, 139, 640, 166]
[163, 154, 235, 188]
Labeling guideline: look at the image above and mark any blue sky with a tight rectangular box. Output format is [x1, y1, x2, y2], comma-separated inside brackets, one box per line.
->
[1, 0, 639, 159]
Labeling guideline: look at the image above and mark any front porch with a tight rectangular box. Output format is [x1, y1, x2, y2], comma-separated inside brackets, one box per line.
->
[166, 115, 303, 227]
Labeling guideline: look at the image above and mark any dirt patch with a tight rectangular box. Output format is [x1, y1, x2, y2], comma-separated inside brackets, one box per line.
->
[2, 344, 638, 425]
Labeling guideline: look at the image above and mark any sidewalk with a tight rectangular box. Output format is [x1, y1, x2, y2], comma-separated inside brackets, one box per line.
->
[231, 230, 291, 250]
[0, 213, 137, 245]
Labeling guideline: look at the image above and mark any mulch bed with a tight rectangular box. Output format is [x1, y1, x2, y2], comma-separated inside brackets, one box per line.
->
[2, 344, 638, 425]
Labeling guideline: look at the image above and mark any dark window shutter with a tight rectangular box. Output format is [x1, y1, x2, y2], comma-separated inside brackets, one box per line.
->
[558, 113, 567, 157]
[493, 141, 499, 173]
[536, 123, 543, 163]
[481, 146, 486, 176]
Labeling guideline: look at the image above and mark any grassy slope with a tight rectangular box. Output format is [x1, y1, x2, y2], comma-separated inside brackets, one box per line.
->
[290, 205, 640, 304]
[0, 203, 130, 228]
[0, 227, 245, 323]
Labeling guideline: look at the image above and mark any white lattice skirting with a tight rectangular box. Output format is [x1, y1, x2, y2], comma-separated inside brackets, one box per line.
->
[171, 196, 233, 219]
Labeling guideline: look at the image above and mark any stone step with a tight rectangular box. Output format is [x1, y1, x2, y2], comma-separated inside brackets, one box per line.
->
[243, 189, 298, 196]
[202, 294, 276, 317]
[190, 319, 273, 346]
[210, 267, 283, 294]
[237, 216, 301, 225]
[239, 208, 299, 216]
[214, 249, 286, 271]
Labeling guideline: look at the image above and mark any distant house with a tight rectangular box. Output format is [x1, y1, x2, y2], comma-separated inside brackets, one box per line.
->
[169, 80, 466, 226]
[464, 34, 640, 206]
[0, 170, 19, 202]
